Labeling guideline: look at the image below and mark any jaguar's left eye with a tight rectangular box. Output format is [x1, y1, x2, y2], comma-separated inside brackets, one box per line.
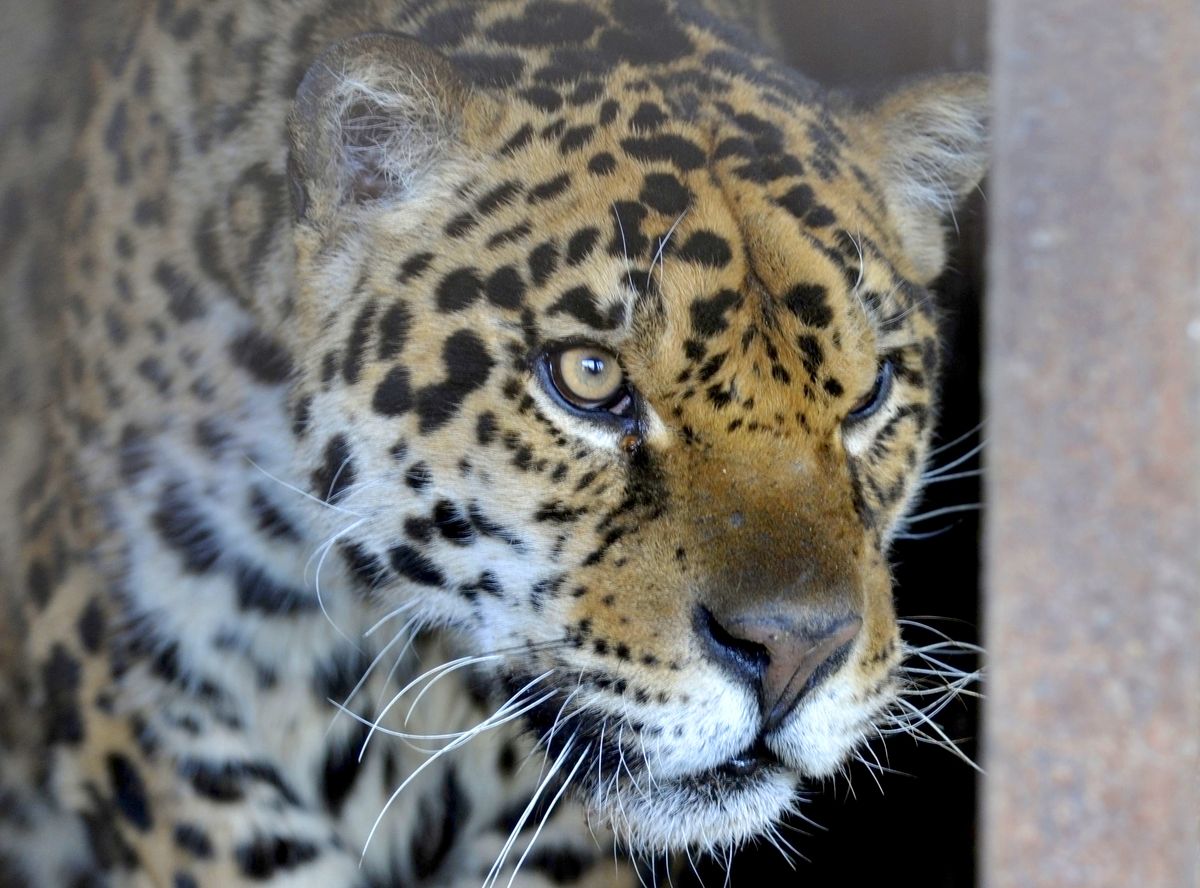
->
[845, 359, 894, 423]
[543, 344, 633, 416]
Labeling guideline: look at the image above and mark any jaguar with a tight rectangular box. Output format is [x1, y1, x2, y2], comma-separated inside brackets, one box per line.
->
[0, 0, 987, 884]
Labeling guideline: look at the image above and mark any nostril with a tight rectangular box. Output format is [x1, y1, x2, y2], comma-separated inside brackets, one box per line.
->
[695, 602, 863, 729]
[695, 605, 769, 688]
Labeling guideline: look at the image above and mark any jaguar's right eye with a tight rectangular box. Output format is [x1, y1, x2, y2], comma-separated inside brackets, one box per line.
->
[541, 344, 634, 417]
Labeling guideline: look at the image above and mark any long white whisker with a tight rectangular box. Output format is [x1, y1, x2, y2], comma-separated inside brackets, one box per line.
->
[331, 687, 554, 745]
[484, 734, 578, 888]
[361, 653, 504, 759]
[647, 209, 688, 291]
[360, 682, 556, 862]
[325, 616, 420, 737]
[246, 456, 363, 517]
[364, 599, 423, 637]
[921, 469, 983, 485]
[310, 517, 368, 649]
[504, 744, 592, 888]
[924, 439, 987, 478]
[928, 421, 985, 458]
[903, 502, 982, 523]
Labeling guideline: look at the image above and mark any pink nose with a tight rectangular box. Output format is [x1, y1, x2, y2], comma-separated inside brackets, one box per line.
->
[696, 605, 863, 731]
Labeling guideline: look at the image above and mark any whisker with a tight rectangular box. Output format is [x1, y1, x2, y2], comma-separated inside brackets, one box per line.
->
[928, 421, 986, 458]
[921, 469, 983, 485]
[246, 456, 363, 517]
[903, 502, 983, 523]
[612, 205, 636, 295]
[325, 614, 421, 737]
[484, 734, 579, 888]
[892, 524, 960, 541]
[924, 439, 987, 479]
[359, 681, 560, 862]
[503, 743, 592, 888]
[363, 599, 423, 637]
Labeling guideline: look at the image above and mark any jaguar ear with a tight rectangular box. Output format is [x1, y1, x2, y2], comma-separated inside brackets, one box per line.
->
[862, 74, 989, 283]
[287, 32, 489, 227]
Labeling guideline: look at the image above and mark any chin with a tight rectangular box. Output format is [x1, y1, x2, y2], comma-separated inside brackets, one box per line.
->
[587, 752, 802, 855]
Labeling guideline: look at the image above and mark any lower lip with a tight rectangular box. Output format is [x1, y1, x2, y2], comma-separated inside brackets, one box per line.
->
[697, 741, 780, 784]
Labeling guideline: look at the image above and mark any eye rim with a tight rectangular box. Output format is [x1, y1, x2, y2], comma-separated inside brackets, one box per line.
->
[536, 341, 636, 419]
[845, 358, 894, 424]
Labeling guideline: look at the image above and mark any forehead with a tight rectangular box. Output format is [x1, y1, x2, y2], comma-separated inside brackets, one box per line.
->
[358, 71, 918, 373]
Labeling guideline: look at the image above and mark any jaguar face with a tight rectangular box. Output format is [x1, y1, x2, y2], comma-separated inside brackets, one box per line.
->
[285, 32, 986, 853]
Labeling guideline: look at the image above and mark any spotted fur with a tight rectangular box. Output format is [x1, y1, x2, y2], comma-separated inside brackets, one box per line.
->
[0, 0, 987, 884]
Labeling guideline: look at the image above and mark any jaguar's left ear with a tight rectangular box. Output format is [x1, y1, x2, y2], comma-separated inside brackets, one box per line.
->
[859, 74, 989, 283]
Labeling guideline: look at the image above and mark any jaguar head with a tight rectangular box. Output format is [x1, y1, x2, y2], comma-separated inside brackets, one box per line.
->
[284, 30, 986, 853]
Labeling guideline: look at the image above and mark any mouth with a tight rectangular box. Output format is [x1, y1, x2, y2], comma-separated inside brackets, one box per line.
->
[678, 738, 783, 792]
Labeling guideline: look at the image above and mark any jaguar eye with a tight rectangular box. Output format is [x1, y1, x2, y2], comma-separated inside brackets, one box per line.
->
[846, 359, 894, 423]
[544, 344, 632, 415]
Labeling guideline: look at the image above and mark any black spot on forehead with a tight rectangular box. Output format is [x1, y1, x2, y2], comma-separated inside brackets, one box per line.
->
[671, 230, 732, 268]
[417, 7, 478, 46]
[567, 227, 601, 265]
[599, 99, 621, 125]
[486, 0, 605, 47]
[597, 21, 692, 66]
[528, 173, 572, 204]
[775, 184, 836, 228]
[475, 181, 523, 216]
[485, 266, 526, 310]
[501, 123, 535, 155]
[784, 283, 833, 328]
[548, 285, 624, 330]
[42, 643, 84, 746]
[797, 333, 824, 377]
[608, 201, 650, 257]
[630, 101, 668, 131]
[234, 836, 319, 880]
[639, 172, 692, 216]
[529, 241, 560, 287]
[569, 80, 604, 104]
[559, 124, 596, 154]
[452, 52, 526, 88]
[535, 46, 607, 84]
[605, 0, 694, 63]
[520, 86, 563, 112]
[588, 152, 618, 176]
[108, 753, 153, 831]
[153, 482, 219, 573]
[342, 301, 377, 385]
[621, 134, 706, 170]
[690, 289, 741, 337]
[436, 268, 483, 313]
[234, 562, 314, 616]
[389, 545, 445, 587]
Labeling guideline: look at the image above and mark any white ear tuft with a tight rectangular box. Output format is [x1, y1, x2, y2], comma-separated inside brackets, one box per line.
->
[287, 32, 475, 226]
[864, 74, 989, 282]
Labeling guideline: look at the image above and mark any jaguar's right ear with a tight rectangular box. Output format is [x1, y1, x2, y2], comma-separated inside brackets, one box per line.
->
[287, 32, 492, 228]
